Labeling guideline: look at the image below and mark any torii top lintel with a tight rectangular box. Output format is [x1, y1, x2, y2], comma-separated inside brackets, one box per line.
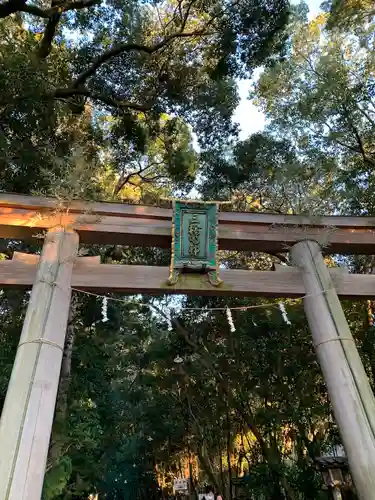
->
[0, 193, 374, 254]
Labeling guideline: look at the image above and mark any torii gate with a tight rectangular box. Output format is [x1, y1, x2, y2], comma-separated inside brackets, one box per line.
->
[0, 193, 375, 500]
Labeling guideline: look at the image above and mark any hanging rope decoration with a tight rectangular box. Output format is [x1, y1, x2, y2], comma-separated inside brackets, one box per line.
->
[101, 296, 108, 322]
[278, 302, 291, 325]
[71, 287, 329, 328]
[226, 306, 236, 332]
[165, 308, 173, 331]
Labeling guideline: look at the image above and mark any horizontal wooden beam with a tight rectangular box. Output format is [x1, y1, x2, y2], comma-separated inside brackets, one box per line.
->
[2, 193, 375, 227]
[0, 256, 374, 298]
[0, 194, 375, 253]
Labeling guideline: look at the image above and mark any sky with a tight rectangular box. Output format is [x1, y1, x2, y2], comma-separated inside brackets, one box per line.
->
[233, 0, 323, 139]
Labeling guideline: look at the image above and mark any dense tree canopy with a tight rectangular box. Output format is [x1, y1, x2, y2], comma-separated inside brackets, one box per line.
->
[0, 0, 289, 196]
[1, 0, 375, 499]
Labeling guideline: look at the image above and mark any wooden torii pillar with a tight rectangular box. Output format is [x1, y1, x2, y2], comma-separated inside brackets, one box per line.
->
[291, 241, 375, 500]
[0, 228, 78, 500]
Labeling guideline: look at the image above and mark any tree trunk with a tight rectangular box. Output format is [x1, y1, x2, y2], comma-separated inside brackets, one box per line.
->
[197, 445, 220, 492]
[219, 442, 225, 498]
[226, 412, 233, 500]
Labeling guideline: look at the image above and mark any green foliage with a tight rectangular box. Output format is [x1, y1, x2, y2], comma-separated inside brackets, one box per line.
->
[0, 0, 291, 198]
[1, 1, 373, 499]
[324, 0, 375, 30]
[202, 8, 375, 217]
[43, 456, 73, 500]
[0, 291, 28, 411]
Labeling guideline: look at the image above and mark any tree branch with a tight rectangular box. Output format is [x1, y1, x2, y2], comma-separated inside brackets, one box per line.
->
[352, 124, 374, 165]
[0, 0, 26, 18]
[342, 104, 375, 167]
[51, 0, 100, 13]
[73, 29, 206, 87]
[53, 86, 155, 112]
[139, 174, 166, 183]
[37, 0, 101, 58]
[316, 120, 368, 158]
[114, 163, 157, 195]
[181, 0, 196, 30]
[356, 102, 375, 129]
[0, 0, 99, 18]
[20, 3, 48, 15]
[268, 252, 290, 265]
[38, 12, 61, 59]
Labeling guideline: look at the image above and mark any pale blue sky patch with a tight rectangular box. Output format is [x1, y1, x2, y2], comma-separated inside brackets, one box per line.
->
[233, 73, 266, 140]
[233, 0, 323, 140]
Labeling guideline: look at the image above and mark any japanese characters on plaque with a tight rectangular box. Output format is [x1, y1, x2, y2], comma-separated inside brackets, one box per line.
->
[168, 201, 222, 287]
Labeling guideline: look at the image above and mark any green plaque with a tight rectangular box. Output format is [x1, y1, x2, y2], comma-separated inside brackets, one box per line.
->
[168, 201, 222, 286]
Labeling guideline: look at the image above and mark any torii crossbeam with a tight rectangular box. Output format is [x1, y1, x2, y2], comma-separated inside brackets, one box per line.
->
[0, 193, 375, 297]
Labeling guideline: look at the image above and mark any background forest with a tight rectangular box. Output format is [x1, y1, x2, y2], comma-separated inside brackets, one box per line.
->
[0, 0, 374, 498]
